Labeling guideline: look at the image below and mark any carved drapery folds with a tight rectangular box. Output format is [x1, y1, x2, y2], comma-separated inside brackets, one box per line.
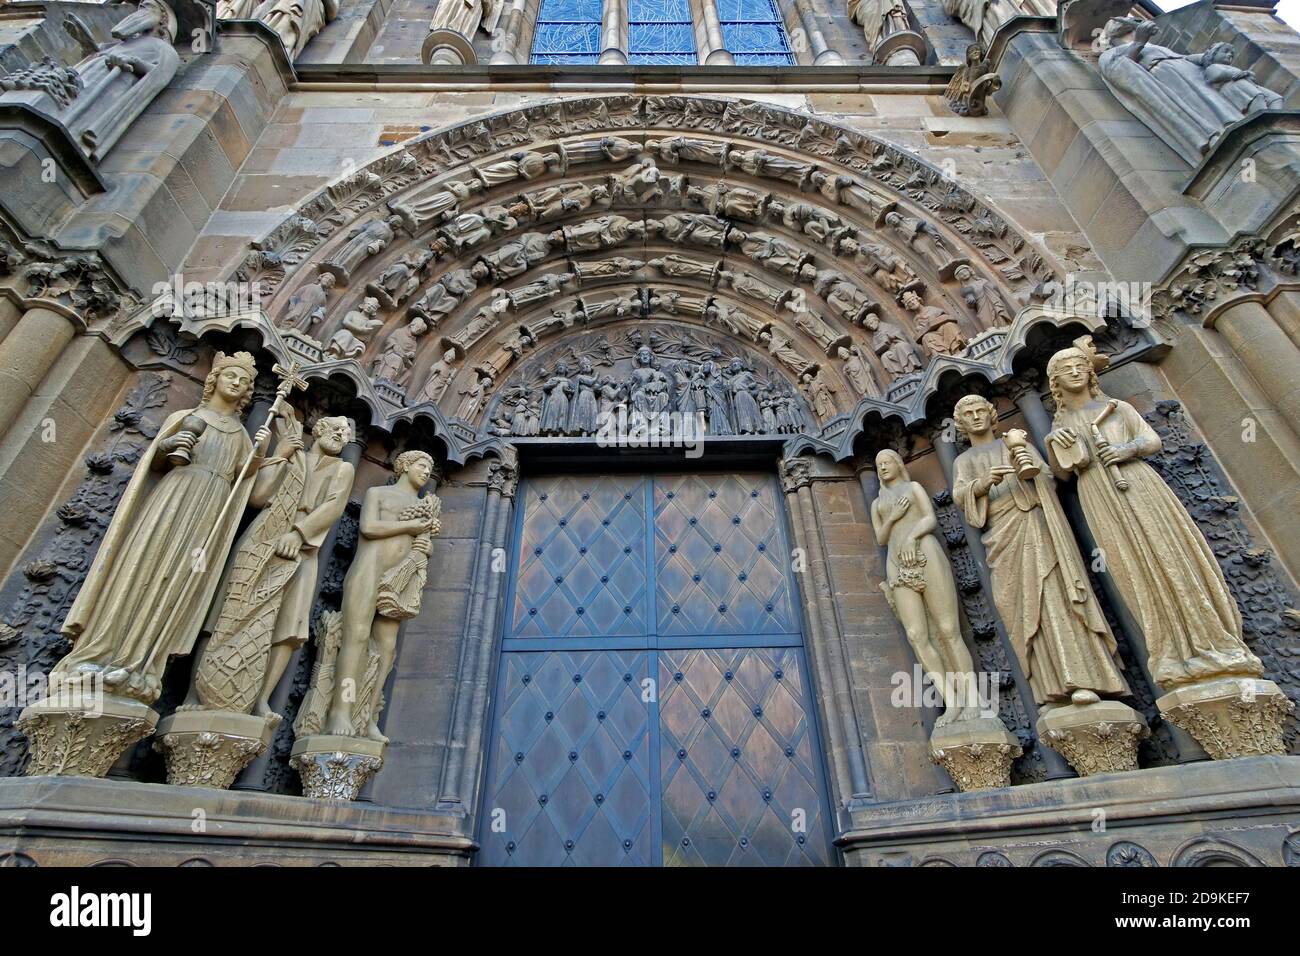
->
[422, 0, 500, 65]
[163, 96, 1090, 469]
[849, 0, 929, 66]
[0, 0, 184, 163]
[1098, 18, 1285, 167]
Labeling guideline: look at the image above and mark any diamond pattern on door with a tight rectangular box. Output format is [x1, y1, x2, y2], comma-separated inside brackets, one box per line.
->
[654, 474, 798, 638]
[479, 650, 655, 866]
[510, 475, 649, 639]
[658, 647, 830, 866]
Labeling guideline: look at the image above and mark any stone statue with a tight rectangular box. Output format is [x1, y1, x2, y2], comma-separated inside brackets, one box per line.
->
[653, 136, 729, 166]
[370, 317, 428, 385]
[800, 367, 838, 420]
[436, 206, 517, 257]
[154, 413, 356, 787]
[699, 360, 733, 435]
[279, 272, 335, 334]
[688, 181, 768, 222]
[413, 348, 459, 404]
[905, 292, 967, 356]
[366, 250, 433, 310]
[573, 257, 644, 283]
[941, 0, 1018, 48]
[561, 136, 639, 167]
[326, 296, 383, 359]
[472, 232, 552, 281]
[1098, 18, 1254, 166]
[473, 150, 557, 189]
[540, 362, 575, 434]
[726, 148, 815, 187]
[456, 373, 492, 419]
[870, 450, 980, 727]
[1044, 343, 1265, 691]
[839, 344, 878, 396]
[389, 180, 479, 235]
[569, 358, 601, 435]
[727, 359, 764, 434]
[551, 215, 645, 254]
[944, 43, 1002, 117]
[955, 263, 1011, 327]
[313, 451, 440, 745]
[850, 0, 910, 48]
[738, 232, 809, 278]
[607, 158, 662, 205]
[408, 268, 476, 325]
[629, 347, 671, 420]
[1199, 42, 1283, 114]
[758, 327, 812, 377]
[885, 212, 954, 271]
[252, 0, 339, 57]
[321, 216, 403, 285]
[809, 268, 875, 324]
[650, 254, 720, 283]
[19, 0, 183, 163]
[502, 272, 573, 310]
[951, 395, 1146, 774]
[650, 214, 732, 250]
[516, 181, 610, 222]
[864, 311, 922, 377]
[50, 352, 280, 706]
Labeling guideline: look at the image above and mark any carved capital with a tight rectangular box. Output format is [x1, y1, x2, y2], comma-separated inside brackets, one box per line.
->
[1157, 678, 1293, 760]
[17, 695, 158, 778]
[488, 458, 519, 498]
[779, 456, 813, 493]
[291, 750, 385, 801]
[1037, 700, 1148, 777]
[929, 718, 1022, 792]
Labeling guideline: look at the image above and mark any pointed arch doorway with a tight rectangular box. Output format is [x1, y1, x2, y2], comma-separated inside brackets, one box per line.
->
[477, 465, 837, 866]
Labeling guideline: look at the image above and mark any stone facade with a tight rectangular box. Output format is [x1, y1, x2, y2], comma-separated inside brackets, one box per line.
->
[0, 0, 1298, 867]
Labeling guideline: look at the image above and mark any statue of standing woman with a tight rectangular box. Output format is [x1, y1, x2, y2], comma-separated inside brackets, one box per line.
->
[1045, 340, 1289, 759]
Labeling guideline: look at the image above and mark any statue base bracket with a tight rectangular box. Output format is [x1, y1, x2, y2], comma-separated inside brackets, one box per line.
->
[1037, 698, 1148, 776]
[929, 717, 1022, 792]
[16, 694, 157, 778]
[290, 735, 386, 801]
[1157, 677, 1293, 760]
[154, 710, 278, 789]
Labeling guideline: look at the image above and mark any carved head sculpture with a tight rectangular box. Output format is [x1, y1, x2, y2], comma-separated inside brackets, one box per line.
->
[578, 358, 594, 374]
[635, 346, 653, 367]
[318, 271, 337, 291]
[116, 0, 178, 41]
[727, 357, 746, 375]
[953, 394, 996, 438]
[884, 212, 902, 229]
[875, 448, 908, 484]
[1205, 42, 1237, 67]
[861, 311, 880, 331]
[312, 416, 353, 456]
[554, 362, 571, 378]
[900, 290, 923, 311]
[202, 351, 257, 412]
[1046, 346, 1102, 407]
[394, 449, 435, 489]
[360, 296, 380, 317]
[953, 264, 976, 282]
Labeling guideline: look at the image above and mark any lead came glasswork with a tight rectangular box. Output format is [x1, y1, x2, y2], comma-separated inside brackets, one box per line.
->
[628, 0, 698, 65]
[718, 0, 794, 65]
[530, 0, 603, 64]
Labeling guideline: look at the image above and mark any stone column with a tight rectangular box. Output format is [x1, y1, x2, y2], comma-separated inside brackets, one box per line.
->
[794, 0, 844, 65]
[697, 0, 734, 65]
[1213, 300, 1300, 439]
[0, 306, 76, 444]
[233, 430, 368, 792]
[1265, 291, 1300, 349]
[437, 457, 517, 816]
[488, 0, 528, 63]
[930, 434, 1075, 780]
[0, 296, 21, 342]
[599, 0, 628, 63]
[1014, 388, 1207, 764]
[780, 457, 872, 808]
[421, 0, 487, 64]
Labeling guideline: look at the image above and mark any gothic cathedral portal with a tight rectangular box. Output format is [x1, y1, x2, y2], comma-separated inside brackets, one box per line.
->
[478, 471, 835, 865]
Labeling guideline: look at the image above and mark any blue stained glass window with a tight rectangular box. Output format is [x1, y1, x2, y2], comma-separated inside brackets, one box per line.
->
[719, 0, 793, 65]
[530, 0, 603, 64]
[628, 0, 697, 65]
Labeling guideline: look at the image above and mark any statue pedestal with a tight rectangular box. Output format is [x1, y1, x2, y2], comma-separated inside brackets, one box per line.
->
[1157, 677, 1293, 761]
[421, 29, 475, 66]
[16, 693, 157, 778]
[153, 710, 279, 789]
[1037, 699, 1147, 776]
[929, 717, 1022, 792]
[291, 735, 386, 801]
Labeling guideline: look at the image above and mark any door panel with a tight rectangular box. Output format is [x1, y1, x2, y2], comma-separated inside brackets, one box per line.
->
[658, 647, 831, 866]
[481, 471, 834, 866]
[653, 473, 799, 639]
[508, 475, 650, 641]
[479, 649, 656, 866]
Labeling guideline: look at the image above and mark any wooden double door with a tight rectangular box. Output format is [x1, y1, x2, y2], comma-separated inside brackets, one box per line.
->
[478, 472, 835, 866]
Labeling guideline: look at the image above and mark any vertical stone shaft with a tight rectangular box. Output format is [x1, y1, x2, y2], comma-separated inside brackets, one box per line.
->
[697, 0, 734, 65]
[794, 0, 843, 65]
[0, 307, 76, 444]
[782, 461, 872, 804]
[1213, 301, 1300, 442]
[599, 0, 628, 63]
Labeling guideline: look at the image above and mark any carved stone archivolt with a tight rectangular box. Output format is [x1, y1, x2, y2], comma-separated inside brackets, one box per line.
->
[121, 95, 1107, 466]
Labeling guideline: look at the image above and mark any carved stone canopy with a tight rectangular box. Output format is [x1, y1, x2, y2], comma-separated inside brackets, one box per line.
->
[131, 95, 1122, 464]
